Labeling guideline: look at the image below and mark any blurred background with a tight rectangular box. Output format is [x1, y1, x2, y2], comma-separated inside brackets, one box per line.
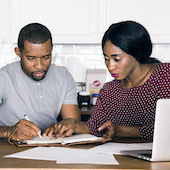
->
[1, 0, 170, 85]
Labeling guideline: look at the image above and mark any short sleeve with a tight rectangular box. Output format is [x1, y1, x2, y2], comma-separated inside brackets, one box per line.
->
[63, 68, 78, 105]
[0, 71, 9, 104]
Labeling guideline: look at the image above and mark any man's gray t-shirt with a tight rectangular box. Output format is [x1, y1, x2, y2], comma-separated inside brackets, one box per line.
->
[0, 61, 77, 132]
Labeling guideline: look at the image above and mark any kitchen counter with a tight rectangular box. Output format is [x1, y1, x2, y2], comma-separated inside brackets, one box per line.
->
[57, 105, 94, 122]
[79, 105, 94, 115]
[79, 105, 94, 122]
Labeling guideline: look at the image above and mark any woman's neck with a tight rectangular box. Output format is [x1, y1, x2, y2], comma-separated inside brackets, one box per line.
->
[121, 63, 159, 89]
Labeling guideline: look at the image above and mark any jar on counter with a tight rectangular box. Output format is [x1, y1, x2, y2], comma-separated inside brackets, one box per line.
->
[75, 82, 86, 93]
[92, 93, 99, 105]
[78, 91, 90, 106]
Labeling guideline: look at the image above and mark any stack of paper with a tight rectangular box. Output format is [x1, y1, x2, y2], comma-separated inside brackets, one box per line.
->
[4, 141, 152, 165]
[4, 147, 119, 165]
[88, 142, 153, 155]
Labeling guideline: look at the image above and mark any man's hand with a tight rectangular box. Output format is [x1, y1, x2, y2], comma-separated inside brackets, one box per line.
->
[43, 118, 76, 139]
[8, 119, 41, 141]
[98, 120, 116, 140]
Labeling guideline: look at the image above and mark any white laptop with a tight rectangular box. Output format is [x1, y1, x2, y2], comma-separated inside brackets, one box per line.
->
[121, 99, 170, 162]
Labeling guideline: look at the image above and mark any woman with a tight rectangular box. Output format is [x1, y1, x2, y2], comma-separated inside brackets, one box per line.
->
[85, 20, 170, 140]
[54, 21, 170, 140]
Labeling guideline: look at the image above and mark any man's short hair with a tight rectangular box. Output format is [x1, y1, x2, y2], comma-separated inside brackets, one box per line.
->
[18, 23, 53, 51]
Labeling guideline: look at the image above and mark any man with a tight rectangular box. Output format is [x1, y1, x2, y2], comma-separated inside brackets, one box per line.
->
[0, 23, 80, 141]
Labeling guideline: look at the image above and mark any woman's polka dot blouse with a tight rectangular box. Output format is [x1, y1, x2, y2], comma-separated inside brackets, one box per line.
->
[86, 63, 170, 139]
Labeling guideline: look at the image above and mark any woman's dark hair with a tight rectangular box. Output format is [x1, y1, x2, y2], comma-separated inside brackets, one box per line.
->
[18, 23, 53, 51]
[102, 21, 152, 63]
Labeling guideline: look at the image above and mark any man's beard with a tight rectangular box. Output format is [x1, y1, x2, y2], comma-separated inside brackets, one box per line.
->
[31, 71, 47, 81]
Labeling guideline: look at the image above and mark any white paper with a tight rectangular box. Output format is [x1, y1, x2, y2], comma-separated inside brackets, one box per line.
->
[89, 142, 153, 155]
[4, 147, 58, 161]
[56, 151, 118, 165]
[4, 146, 119, 165]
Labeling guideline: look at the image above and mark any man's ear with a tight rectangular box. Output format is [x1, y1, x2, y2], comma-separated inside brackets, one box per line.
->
[14, 47, 21, 57]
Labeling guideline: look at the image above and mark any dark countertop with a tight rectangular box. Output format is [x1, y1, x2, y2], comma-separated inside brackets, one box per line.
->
[79, 105, 94, 122]
[79, 105, 94, 115]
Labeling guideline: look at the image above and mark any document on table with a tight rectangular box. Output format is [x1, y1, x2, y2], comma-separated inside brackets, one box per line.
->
[4, 146, 119, 165]
[22, 134, 104, 145]
[89, 142, 153, 155]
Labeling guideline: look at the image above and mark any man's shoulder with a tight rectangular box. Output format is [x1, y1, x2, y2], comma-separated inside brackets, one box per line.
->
[0, 62, 20, 86]
[0, 61, 21, 81]
[46, 64, 75, 89]
[49, 64, 70, 75]
[50, 64, 67, 70]
[0, 61, 20, 72]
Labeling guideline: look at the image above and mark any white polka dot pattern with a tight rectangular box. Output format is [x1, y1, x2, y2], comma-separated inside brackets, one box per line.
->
[86, 63, 170, 139]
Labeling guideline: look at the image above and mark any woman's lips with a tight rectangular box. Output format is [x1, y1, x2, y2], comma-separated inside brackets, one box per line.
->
[111, 73, 119, 78]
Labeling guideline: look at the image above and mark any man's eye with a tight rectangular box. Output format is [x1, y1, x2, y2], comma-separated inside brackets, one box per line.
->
[27, 57, 34, 61]
[44, 56, 50, 60]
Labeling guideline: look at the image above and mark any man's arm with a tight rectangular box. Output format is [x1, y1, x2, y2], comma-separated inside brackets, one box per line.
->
[0, 120, 42, 140]
[0, 126, 9, 138]
[60, 104, 80, 120]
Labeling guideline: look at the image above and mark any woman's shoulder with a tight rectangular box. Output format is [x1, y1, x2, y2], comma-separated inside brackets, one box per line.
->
[150, 63, 170, 82]
[154, 63, 170, 73]
[98, 80, 122, 98]
[156, 62, 170, 66]
[102, 80, 121, 90]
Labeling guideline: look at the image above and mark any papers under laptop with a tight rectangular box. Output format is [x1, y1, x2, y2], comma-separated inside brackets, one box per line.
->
[121, 99, 170, 162]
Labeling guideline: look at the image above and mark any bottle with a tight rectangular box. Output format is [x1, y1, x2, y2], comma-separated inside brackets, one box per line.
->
[78, 91, 90, 106]
[92, 93, 99, 105]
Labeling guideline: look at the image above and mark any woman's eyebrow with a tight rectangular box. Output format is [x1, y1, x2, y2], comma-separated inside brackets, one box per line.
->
[111, 54, 121, 57]
[103, 53, 121, 57]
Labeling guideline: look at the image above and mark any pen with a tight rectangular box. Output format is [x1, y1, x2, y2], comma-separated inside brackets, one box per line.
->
[17, 138, 22, 144]
[24, 114, 42, 138]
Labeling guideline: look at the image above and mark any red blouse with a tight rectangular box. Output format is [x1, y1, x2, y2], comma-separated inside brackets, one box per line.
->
[86, 63, 170, 139]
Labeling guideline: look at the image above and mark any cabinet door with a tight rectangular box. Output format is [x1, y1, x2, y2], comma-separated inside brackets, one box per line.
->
[12, 0, 98, 44]
[103, 0, 170, 43]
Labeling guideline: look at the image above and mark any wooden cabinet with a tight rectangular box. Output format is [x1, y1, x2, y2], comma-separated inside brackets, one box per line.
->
[3, 0, 170, 44]
[0, 0, 13, 43]
[102, 0, 170, 43]
[11, 0, 105, 44]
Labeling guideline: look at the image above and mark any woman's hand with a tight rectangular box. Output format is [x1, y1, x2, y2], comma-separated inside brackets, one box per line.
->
[98, 120, 116, 140]
[98, 120, 141, 139]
